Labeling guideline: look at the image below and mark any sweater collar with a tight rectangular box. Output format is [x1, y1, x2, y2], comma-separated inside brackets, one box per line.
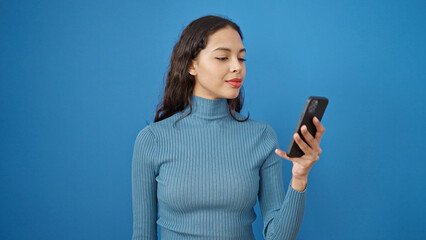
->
[182, 94, 230, 120]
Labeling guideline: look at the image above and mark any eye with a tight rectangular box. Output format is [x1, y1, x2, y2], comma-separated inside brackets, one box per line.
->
[216, 57, 228, 61]
[239, 58, 247, 62]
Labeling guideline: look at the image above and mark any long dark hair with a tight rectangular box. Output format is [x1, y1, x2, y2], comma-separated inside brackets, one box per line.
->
[153, 15, 250, 126]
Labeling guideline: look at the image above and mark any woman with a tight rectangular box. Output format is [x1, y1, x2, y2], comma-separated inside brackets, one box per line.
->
[132, 15, 324, 240]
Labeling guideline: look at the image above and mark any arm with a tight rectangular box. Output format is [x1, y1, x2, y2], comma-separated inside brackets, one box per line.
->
[131, 126, 158, 240]
[269, 116, 326, 238]
[258, 124, 306, 240]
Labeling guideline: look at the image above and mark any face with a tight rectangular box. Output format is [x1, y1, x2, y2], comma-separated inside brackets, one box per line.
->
[188, 26, 246, 100]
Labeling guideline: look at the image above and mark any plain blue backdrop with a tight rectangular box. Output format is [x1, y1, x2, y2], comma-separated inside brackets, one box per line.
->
[1, 0, 425, 239]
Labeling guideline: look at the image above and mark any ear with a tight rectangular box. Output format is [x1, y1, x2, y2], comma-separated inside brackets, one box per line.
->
[188, 60, 197, 76]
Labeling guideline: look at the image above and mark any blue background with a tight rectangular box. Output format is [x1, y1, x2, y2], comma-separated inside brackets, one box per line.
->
[1, 0, 425, 239]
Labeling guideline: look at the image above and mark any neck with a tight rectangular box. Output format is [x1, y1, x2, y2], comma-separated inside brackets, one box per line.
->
[182, 94, 231, 120]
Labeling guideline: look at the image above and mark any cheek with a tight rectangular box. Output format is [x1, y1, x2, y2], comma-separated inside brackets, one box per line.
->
[200, 62, 227, 80]
[241, 65, 247, 79]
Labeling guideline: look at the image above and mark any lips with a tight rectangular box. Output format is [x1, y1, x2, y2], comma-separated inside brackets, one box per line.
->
[226, 78, 242, 87]
[226, 78, 242, 82]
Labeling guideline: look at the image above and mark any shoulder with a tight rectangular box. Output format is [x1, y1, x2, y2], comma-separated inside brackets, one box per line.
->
[232, 111, 272, 130]
[235, 112, 274, 133]
[231, 112, 279, 147]
[258, 122, 279, 147]
[241, 115, 279, 147]
[262, 122, 278, 138]
[135, 112, 181, 138]
[134, 124, 157, 151]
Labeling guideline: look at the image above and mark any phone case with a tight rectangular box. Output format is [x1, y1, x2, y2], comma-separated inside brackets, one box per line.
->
[286, 96, 329, 158]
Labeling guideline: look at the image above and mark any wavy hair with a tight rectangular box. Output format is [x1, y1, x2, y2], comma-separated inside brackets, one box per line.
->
[153, 15, 250, 126]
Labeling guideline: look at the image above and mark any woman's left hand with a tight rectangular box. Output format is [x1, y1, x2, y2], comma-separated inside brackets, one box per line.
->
[275, 116, 325, 190]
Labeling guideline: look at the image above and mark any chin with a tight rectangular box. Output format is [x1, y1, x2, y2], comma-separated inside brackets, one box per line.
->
[224, 91, 240, 99]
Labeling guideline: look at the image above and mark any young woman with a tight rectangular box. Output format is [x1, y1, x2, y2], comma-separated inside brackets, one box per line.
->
[132, 15, 325, 240]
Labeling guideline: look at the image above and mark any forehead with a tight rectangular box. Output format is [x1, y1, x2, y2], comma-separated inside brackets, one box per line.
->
[205, 26, 244, 50]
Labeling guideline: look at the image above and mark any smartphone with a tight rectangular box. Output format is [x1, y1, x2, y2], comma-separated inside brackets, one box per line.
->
[286, 96, 329, 158]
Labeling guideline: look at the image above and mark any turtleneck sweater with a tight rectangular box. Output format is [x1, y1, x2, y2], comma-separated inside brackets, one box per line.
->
[132, 94, 306, 240]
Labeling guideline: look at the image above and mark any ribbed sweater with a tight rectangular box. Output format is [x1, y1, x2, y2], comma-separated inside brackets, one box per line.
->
[132, 94, 306, 240]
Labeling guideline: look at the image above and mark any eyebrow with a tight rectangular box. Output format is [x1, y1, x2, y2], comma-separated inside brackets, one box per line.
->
[212, 47, 246, 53]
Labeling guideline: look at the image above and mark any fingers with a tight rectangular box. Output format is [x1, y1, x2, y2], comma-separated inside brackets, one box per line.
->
[275, 148, 317, 168]
[313, 116, 325, 143]
[274, 130, 318, 162]
[294, 132, 320, 160]
[275, 149, 296, 162]
[275, 117, 325, 163]
[299, 125, 321, 155]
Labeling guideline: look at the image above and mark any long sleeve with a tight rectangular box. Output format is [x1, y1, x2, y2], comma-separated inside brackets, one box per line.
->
[131, 126, 158, 240]
[258, 124, 306, 240]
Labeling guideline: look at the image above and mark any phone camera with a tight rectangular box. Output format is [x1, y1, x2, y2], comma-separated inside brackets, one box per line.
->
[309, 100, 318, 113]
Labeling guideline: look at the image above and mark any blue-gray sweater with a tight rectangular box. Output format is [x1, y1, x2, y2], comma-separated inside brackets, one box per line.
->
[132, 94, 306, 239]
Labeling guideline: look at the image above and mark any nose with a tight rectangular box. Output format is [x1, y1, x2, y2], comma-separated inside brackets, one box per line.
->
[230, 57, 243, 73]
